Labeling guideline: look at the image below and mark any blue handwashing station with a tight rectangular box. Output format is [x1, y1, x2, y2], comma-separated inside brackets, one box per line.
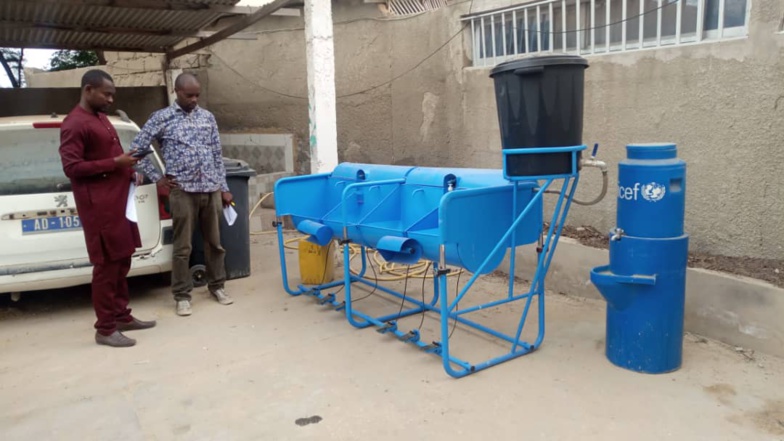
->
[591, 144, 688, 374]
[273, 55, 689, 377]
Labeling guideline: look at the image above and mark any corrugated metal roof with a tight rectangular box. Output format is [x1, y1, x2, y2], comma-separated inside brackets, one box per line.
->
[0, 0, 246, 53]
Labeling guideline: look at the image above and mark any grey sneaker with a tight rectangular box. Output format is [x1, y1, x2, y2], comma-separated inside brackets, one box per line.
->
[95, 331, 136, 348]
[210, 288, 234, 305]
[176, 300, 192, 316]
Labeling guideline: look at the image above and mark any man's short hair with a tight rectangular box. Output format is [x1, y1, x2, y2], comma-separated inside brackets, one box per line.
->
[174, 72, 199, 89]
[81, 69, 113, 89]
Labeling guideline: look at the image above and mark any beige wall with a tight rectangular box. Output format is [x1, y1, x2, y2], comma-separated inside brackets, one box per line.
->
[203, 0, 784, 260]
[28, 0, 781, 259]
[204, 3, 467, 173]
[25, 51, 208, 95]
[460, 0, 784, 259]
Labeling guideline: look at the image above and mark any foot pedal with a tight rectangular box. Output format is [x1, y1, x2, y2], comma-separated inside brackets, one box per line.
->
[397, 329, 420, 343]
[333, 301, 346, 312]
[376, 322, 397, 334]
[318, 293, 335, 305]
[422, 341, 442, 354]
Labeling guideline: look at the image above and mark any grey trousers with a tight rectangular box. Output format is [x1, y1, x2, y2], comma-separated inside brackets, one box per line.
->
[170, 189, 226, 301]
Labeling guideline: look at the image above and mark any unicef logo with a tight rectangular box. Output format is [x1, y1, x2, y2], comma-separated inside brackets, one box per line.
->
[618, 182, 667, 202]
[641, 182, 666, 202]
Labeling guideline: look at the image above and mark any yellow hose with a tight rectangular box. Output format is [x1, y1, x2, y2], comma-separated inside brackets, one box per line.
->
[250, 192, 275, 236]
[282, 235, 461, 281]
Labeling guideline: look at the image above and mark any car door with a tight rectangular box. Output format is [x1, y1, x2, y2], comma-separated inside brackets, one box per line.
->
[114, 121, 164, 252]
[0, 118, 163, 276]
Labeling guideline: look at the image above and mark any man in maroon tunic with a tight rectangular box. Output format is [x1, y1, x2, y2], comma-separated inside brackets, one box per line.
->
[59, 70, 156, 348]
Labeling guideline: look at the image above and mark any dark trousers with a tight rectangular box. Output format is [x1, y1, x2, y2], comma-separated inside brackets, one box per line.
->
[170, 189, 226, 302]
[92, 257, 133, 336]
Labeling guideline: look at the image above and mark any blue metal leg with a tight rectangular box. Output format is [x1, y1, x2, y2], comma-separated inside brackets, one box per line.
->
[276, 223, 309, 296]
[510, 180, 569, 351]
[508, 182, 518, 299]
[344, 242, 375, 329]
[534, 176, 580, 347]
[438, 268, 467, 377]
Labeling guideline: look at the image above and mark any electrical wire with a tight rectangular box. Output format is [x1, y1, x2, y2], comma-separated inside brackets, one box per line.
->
[206, 0, 476, 100]
[393, 265, 412, 322]
[352, 250, 380, 302]
[278, 233, 462, 281]
[449, 269, 462, 339]
[213, 0, 474, 34]
[249, 192, 277, 236]
[207, 0, 678, 101]
[208, 20, 468, 100]
[417, 262, 432, 331]
[544, 170, 608, 205]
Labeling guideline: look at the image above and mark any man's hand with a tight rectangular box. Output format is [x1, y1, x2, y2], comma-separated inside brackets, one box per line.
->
[157, 175, 179, 190]
[115, 150, 139, 168]
[221, 192, 233, 207]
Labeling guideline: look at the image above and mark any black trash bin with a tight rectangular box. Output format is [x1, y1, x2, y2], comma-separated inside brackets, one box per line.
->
[490, 55, 589, 177]
[189, 158, 257, 286]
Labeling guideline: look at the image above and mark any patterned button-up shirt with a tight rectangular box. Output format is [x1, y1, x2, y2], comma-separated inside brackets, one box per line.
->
[134, 103, 229, 193]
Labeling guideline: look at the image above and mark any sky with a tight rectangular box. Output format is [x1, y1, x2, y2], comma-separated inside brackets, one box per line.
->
[0, 0, 274, 87]
[0, 48, 55, 88]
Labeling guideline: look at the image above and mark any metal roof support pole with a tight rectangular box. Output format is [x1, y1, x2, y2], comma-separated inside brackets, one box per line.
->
[304, 0, 338, 174]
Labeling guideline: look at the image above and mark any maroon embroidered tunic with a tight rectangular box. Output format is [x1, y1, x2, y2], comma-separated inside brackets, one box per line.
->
[59, 105, 141, 264]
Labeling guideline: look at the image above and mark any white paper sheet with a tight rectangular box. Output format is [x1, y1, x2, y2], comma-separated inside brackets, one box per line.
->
[126, 183, 138, 222]
[223, 205, 237, 227]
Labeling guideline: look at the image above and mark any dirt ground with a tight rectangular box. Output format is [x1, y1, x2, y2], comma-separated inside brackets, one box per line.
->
[559, 225, 784, 288]
[1, 235, 783, 440]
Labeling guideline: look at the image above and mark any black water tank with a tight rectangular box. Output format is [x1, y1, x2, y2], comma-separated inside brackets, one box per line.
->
[490, 55, 589, 177]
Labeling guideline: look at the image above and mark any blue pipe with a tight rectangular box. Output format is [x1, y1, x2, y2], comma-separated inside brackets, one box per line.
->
[374, 306, 429, 323]
[455, 291, 534, 315]
[438, 271, 454, 375]
[511, 179, 569, 351]
[534, 175, 580, 350]
[508, 182, 518, 299]
[468, 347, 534, 373]
[450, 315, 531, 348]
[343, 242, 375, 329]
[276, 224, 308, 296]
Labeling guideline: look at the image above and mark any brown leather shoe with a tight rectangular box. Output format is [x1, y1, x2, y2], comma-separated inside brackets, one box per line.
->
[95, 331, 136, 348]
[117, 317, 157, 332]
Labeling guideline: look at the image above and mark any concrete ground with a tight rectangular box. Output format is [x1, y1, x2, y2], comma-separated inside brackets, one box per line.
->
[1, 233, 783, 441]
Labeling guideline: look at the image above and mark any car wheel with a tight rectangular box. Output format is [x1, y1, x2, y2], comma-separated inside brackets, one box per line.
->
[190, 265, 208, 288]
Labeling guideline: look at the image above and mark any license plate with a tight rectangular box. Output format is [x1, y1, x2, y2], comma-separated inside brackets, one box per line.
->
[21, 216, 82, 235]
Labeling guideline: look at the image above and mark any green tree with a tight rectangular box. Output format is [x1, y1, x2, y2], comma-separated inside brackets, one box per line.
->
[0, 48, 24, 88]
[48, 50, 104, 71]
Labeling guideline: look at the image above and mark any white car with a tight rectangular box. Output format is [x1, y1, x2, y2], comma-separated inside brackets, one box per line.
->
[0, 112, 173, 299]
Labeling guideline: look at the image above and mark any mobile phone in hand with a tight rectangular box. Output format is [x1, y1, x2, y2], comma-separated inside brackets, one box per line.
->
[132, 148, 153, 159]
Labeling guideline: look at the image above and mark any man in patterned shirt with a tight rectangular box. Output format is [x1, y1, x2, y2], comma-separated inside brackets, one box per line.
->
[134, 73, 233, 316]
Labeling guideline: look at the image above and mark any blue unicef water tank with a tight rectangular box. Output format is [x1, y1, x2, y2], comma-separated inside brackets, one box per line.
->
[591, 143, 689, 374]
[617, 143, 686, 237]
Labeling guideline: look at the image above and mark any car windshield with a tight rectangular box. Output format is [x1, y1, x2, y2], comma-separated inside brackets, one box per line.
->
[0, 125, 142, 196]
